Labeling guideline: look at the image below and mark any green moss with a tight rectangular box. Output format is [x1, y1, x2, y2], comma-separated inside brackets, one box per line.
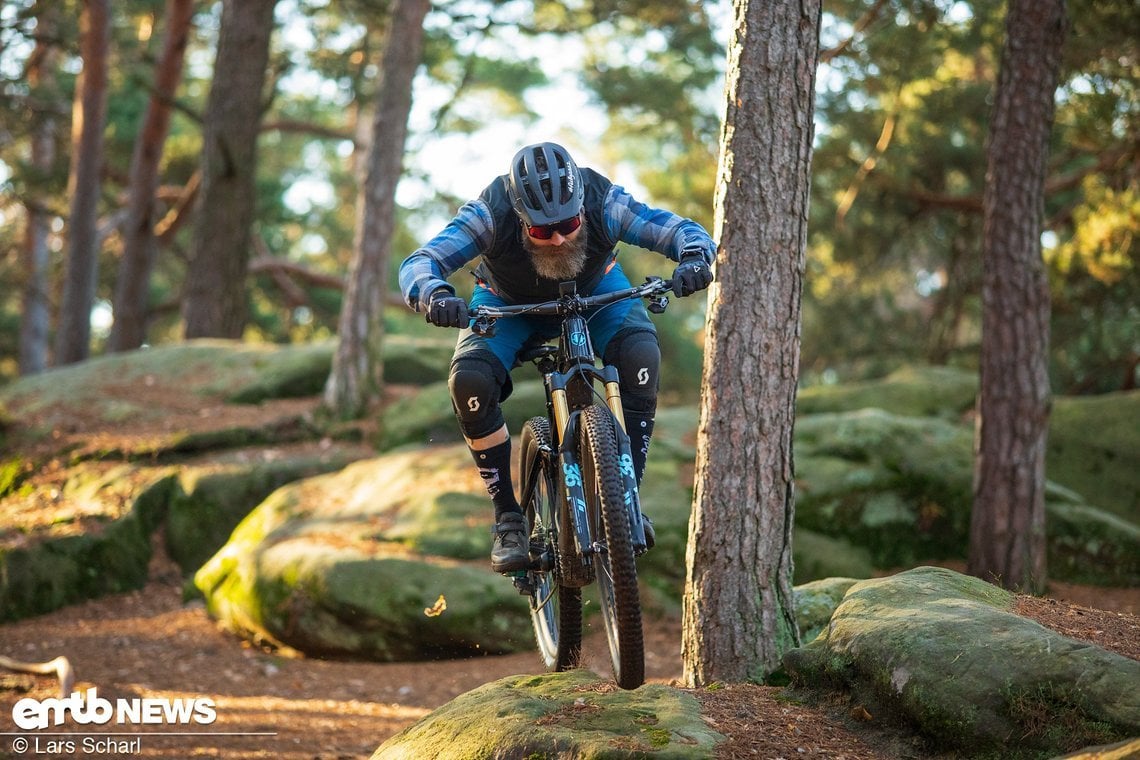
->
[1004, 682, 1128, 754]
[373, 671, 724, 759]
[1048, 391, 1139, 522]
[166, 454, 359, 575]
[0, 457, 29, 498]
[797, 365, 977, 419]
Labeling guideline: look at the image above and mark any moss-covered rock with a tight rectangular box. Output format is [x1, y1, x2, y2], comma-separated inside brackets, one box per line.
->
[225, 342, 337, 403]
[794, 409, 975, 566]
[797, 365, 977, 419]
[166, 452, 365, 574]
[379, 335, 454, 386]
[371, 670, 724, 759]
[0, 470, 177, 622]
[223, 336, 454, 404]
[783, 567, 1140, 757]
[1048, 391, 1139, 523]
[194, 448, 534, 659]
[792, 576, 861, 642]
[1045, 487, 1140, 586]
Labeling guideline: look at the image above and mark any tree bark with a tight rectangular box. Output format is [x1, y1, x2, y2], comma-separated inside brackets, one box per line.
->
[682, 0, 820, 685]
[19, 8, 60, 376]
[968, 0, 1067, 594]
[110, 0, 194, 352]
[182, 0, 279, 339]
[54, 0, 110, 365]
[322, 0, 430, 418]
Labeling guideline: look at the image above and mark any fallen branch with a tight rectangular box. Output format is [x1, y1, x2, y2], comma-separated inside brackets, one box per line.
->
[0, 655, 76, 697]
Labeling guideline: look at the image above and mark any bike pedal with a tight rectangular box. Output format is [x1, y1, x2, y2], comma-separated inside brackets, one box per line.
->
[510, 572, 535, 596]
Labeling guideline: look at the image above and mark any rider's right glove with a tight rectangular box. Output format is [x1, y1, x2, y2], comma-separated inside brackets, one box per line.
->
[425, 289, 470, 328]
[671, 251, 714, 298]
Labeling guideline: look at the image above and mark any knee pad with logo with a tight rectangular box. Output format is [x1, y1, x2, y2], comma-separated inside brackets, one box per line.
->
[448, 352, 507, 440]
[605, 329, 660, 415]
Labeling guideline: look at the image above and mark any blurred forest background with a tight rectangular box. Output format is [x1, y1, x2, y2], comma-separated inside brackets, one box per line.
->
[0, 0, 1136, 396]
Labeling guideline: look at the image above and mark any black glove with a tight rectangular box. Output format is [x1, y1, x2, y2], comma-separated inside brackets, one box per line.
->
[672, 252, 713, 297]
[425, 290, 469, 328]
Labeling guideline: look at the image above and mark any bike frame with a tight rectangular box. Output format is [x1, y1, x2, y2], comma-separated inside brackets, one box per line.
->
[475, 279, 669, 566]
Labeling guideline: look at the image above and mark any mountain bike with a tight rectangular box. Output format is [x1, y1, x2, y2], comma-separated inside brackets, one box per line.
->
[469, 276, 674, 690]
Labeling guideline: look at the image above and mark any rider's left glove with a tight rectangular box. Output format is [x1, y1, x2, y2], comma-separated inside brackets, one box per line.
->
[671, 251, 714, 298]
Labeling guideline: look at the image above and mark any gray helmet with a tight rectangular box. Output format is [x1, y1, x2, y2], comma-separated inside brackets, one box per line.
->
[507, 142, 584, 226]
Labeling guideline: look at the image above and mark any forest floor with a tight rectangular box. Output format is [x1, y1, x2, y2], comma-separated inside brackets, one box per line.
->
[2, 540, 1136, 759]
[2, 388, 1138, 759]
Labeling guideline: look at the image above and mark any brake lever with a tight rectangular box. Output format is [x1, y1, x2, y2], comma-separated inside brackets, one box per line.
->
[643, 277, 671, 313]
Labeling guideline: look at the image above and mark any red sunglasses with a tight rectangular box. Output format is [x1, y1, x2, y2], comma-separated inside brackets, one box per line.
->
[526, 214, 582, 240]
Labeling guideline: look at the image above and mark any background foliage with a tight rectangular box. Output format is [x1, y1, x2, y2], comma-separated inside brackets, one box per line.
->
[0, 0, 1135, 394]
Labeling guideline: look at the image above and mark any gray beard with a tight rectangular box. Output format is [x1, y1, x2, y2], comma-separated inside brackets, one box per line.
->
[524, 222, 589, 281]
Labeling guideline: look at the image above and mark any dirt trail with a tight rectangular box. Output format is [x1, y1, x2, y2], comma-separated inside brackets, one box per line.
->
[1, 546, 1136, 760]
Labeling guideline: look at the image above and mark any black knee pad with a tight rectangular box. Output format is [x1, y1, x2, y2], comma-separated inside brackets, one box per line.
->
[605, 329, 660, 414]
[449, 352, 507, 439]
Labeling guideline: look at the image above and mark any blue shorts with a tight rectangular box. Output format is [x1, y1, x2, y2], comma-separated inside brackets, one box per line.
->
[454, 261, 656, 382]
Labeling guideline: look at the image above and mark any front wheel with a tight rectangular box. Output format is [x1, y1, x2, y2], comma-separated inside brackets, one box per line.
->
[519, 416, 582, 671]
[579, 404, 644, 689]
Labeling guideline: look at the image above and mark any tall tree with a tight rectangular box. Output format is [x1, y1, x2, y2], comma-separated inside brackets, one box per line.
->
[109, 0, 195, 352]
[181, 0, 279, 339]
[323, 0, 430, 418]
[18, 5, 61, 376]
[968, 0, 1068, 594]
[54, 0, 110, 365]
[682, 0, 821, 684]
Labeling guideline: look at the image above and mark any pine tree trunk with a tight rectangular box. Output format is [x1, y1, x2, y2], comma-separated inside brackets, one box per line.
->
[682, 0, 820, 686]
[54, 0, 110, 366]
[968, 0, 1067, 594]
[110, 0, 194, 352]
[182, 0, 278, 339]
[19, 8, 60, 376]
[323, 0, 430, 418]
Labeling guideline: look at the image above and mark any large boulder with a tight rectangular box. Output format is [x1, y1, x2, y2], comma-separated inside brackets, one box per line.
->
[784, 567, 1140, 757]
[194, 447, 534, 659]
[793, 409, 1140, 584]
[371, 670, 724, 759]
[166, 453, 363, 574]
[0, 465, 176, 622]
[796, 365, 978, 419]
[0, 449, 364, 621]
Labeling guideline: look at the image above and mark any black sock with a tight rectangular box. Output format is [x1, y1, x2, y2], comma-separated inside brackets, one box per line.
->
[470, 440, 521, 521]
[624, 410, 656, 485]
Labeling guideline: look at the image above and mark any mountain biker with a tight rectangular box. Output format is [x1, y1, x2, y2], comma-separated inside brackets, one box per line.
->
[399, 141, 715, 573]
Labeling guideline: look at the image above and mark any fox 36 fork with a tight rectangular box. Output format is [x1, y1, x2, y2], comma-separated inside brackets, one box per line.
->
[552, 365, 649, 556]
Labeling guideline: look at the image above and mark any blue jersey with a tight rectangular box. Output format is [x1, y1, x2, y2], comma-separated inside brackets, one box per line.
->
[399, 169, 716, 310]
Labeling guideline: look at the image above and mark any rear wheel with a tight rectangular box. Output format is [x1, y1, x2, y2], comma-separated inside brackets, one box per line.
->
[579, 404, 644, 689]
[519, 416, 581, 671]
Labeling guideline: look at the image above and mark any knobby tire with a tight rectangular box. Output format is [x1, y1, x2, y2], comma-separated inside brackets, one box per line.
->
[580, 404, 644, 689]
[520, 417, 582, 671]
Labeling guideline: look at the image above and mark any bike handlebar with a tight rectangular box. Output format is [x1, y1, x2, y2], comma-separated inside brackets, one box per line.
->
[470, 277, 674, 320]
[466, 277, 674, 337]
